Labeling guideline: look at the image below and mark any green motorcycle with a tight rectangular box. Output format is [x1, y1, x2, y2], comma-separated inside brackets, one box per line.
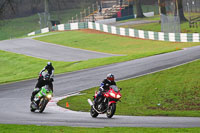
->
[30, 85, 53, 113]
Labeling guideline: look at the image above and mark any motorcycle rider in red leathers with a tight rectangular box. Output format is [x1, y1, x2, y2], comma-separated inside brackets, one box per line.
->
[94, 73, 116, 105]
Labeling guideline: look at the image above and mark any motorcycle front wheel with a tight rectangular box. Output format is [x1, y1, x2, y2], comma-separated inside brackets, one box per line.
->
[106, 103, 116, 118]
[39, 98, 48, 113]
[30, 104, 36, 112]
[90, 107, 99, 118]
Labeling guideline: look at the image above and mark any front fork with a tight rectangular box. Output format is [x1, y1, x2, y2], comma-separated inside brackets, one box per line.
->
[108, 101, 116, 106]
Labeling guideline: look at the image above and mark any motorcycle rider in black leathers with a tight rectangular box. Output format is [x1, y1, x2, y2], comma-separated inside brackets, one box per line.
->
[94, 73, 116, 105]
[31, 62, 54, 101]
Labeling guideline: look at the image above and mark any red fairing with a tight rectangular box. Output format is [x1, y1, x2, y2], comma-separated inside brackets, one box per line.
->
[103, 88, 121, 100]
[104, 93, 109, 98]
[108, 101, 116, 106]
[94, 85, 122, 102]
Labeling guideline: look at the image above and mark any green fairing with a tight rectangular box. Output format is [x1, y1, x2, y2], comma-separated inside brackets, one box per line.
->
[36, 87, 53, 98]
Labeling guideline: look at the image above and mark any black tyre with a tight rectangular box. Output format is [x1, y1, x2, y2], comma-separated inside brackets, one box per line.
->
[90, 107, 99, 118]
[106, 103, 116, 118]
[30, 108, 36, 112]
[30, 103, 36, 112]
[39, 98, 48, 113]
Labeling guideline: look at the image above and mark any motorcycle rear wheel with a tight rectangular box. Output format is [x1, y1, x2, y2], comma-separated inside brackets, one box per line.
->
[39, 98, 48, 113]
[90, 107, 99, 118]
[106, 103, 116, 118]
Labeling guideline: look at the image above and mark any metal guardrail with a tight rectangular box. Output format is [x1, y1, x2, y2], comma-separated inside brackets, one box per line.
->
[28, 21, 200, 43]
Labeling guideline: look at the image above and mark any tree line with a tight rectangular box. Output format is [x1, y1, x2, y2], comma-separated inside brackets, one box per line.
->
[0, 0, 187, 22]
[0, 0, 96, 19]
[135, 0, 187, 22]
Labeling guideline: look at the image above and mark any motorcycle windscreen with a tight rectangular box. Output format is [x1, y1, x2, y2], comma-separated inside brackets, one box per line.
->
[110, 85, 119, 92]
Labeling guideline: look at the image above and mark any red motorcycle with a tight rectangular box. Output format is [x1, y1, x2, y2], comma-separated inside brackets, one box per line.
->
[88, 85, 122, 118]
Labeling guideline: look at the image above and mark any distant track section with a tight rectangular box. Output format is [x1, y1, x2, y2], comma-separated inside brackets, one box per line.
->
[0, 38, 120, 61]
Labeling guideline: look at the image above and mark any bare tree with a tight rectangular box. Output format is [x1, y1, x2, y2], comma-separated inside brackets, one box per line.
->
[0, 1, 6, 19]
[135, 0, 144, 18]
[30, 0, 41, 14]
[176, 0, 187, 22]
[158, 0, 167, 15]
[0, 0, 15, 20]
[0, 0, 97, 20]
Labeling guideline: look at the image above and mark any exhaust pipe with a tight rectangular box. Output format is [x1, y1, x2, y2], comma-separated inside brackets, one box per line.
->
[87, 99, 93, 106]
[88, 99, 103, 114]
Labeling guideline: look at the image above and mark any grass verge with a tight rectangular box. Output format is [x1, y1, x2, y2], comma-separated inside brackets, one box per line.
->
[0, 50, 76, 84]
[35, 30, 199, 55]
[58, 59, 200, 117]
[0, 124, 200, 132]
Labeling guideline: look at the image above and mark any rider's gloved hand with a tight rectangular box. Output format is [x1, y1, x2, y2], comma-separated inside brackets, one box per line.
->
[99, 86, 104, 92]
[38, 73, 43, 80]
[50, 78, 54, 82]
[39, 72, 42, 77]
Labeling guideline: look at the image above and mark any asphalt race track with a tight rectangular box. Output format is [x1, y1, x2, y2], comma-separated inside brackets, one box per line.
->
[0, 38, 120, 61]
[0, 38, 200, 127]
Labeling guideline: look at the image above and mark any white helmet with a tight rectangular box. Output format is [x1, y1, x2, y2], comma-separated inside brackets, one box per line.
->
[47, 62, 52, 66]
[107, 73, 114, 81]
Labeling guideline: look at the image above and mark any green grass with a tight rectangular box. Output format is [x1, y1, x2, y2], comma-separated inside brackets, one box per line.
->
[35, 30, 198, 55]
[0, 50, 76, 84]
[118, 15, 160, 23]
[122, 22, 161, 32]
[0, 15, 39, 41]
[0, 124, 200, 133]
[0, 9, 83, 41]
[58, 59, 200, 117]
[1, 30, 199, 84]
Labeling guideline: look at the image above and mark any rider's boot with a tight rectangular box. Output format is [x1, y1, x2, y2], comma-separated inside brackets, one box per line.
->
[31, 88, 40, 101]
[94, 96, 100, 106]
[94, 92, 102, 106]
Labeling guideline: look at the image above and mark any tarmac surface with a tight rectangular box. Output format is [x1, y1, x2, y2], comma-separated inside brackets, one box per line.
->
[0, 38, 120, 61]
